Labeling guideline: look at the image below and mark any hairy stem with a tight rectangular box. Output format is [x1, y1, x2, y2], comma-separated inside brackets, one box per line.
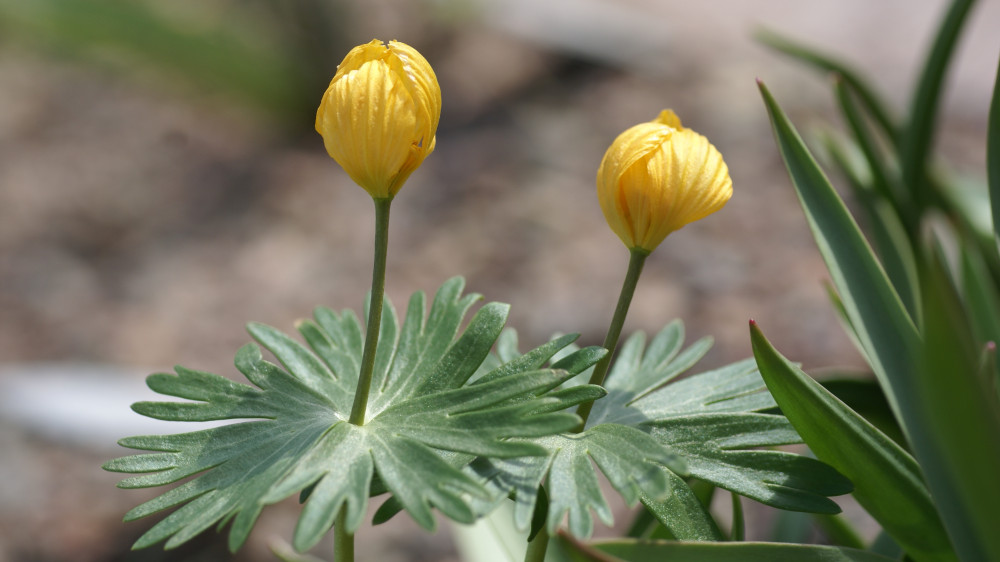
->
[523, 525, 550, 562]
[349, 197, 392, 425]
[334, 510, 354, 562]
[575, 248, 648, 427]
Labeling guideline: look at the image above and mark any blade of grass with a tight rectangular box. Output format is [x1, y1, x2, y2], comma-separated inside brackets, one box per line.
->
[750, 321, 955, 562]
[814, 515, 865, 551]
[756, 29, 899, 143]
[822, 132, 922, 325]
[833, 77, 908, 226]
[916, 247, 1000, 562]
[561, 535, 899, 562]
[759, 80, 919, 423]
[960, 242, 1000, 349]
[899, 0, 977, 208]
[989, 56, 1000, 241]
[761, 80, 1000, 561]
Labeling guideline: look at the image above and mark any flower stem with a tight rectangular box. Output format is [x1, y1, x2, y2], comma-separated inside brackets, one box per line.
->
[523, 525, 550, 562]
[334, 510, 354, 562]
[349, 197, 392, 426]
[575, 248, 648, 428]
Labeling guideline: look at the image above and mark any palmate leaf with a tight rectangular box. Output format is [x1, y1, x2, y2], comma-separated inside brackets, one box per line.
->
[592, 321, 850, 514]
[104, 277, 604, 552]
[467, 320, 850, 540]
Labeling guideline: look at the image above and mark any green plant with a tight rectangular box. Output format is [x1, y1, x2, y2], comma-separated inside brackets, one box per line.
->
[103, 2, 1000, 559]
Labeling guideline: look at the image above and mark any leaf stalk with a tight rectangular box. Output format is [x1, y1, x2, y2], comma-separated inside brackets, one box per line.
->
[523, 525, 550, 562]
[575, 248, 648, 427]
[334, 510, 355, 562]
[349, 197, 391, 426]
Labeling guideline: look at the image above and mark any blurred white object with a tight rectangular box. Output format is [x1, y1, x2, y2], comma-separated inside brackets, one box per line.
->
[432, 0, 675, 72]
[0, 363, 231, 449]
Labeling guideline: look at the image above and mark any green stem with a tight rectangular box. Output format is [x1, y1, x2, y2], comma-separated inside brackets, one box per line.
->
[349, 197, 392, 425]
[575, 248, 648, 428]
[334, 510, 354, 562]
[523, 525, 550, 562]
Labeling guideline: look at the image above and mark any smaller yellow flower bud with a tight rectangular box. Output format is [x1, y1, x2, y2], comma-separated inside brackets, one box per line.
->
[597, 110, 733, 253]
[316, 39, 442, 199]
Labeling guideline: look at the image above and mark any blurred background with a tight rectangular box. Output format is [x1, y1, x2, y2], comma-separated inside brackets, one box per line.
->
[0, 0, 996, 560]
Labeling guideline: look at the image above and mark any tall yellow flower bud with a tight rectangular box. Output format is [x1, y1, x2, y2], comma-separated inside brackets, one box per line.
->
[597, 110, 732, 253]
[316, 39, 441, 199]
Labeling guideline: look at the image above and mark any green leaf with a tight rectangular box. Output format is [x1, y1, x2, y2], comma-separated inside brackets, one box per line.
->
[470, 321, 848, 540]
[729, 492, 745, 541]
[990, 56, 1000, 239]
[821, 132, 922, 324]
[916, 250, 1000, 562]
[960, 243, 1000, 351]
[819, 377, 905, 448]
[759, 80, 921, 425]
[761, 82, 1000, 561]
[645, 413, 850, 514]
[750, 321, 955, 562]
[599, 326, 849, 513]
[469, 423, 683, 539]
[638, 474, 723, 542]
[560, 537, 898, 562]
[756, 29, 899, 143]
[832, 77, 909, 226]
[104, 277, 598, 552]
[899, 0, 977, 207]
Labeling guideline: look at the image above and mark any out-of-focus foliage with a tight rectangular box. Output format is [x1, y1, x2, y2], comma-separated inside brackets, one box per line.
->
[0, 0, 348, 127]
[736, 0, 1000, 559]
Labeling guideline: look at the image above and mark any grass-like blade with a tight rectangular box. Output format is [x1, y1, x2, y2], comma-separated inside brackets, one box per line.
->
[756, 29, 898, 143]
[560, 536, 898, 562]
[916, 250, 1000, 562]
[750, 321, 955, 562]
[759, 80, 919, 424]
[822, 130, 921, 323]
[832, 77, 907, 225]
[762, 80, 1000, 561]
[989, 56, 1000, 241]
[899, 0, 977, 207]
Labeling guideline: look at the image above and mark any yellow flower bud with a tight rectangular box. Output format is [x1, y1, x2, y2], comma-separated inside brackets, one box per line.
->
[316, 39, 441, 199]
[597, 110, 732, 253]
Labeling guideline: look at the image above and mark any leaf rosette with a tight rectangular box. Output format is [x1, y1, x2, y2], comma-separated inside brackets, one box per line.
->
[103, 277, 606, 552]
[466, 320, 852, 539]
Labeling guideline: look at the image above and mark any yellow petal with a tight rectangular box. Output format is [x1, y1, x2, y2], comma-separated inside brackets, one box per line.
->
[316, 40, 441, 199]
[597, 111, 732, 252]
[655, 109, 683, 129]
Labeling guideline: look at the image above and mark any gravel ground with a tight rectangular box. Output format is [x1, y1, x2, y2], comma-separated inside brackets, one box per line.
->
[0, 0, 996, 560]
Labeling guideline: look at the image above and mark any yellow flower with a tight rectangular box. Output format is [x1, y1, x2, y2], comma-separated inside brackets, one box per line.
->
[316, 39, 441, 199]
[597, 110, 732, 253]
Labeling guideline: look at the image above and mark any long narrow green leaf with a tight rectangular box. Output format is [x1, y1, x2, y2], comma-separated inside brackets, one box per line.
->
[756, 29, 899, 142]
[899, 0, 977, 207]
[561, 536, 897, 562]
[814, 514, 865, 550]
[750, 321, 954, 562]
[988, 56, 1000, 240]
[822, 133, 922, 324]
[759, 81, 919, 422]
[916, 250, 1000, 562]
[833, 78, 905, 219]
[960, 243, 1000, 349]
[762, 81, 1000, 562]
